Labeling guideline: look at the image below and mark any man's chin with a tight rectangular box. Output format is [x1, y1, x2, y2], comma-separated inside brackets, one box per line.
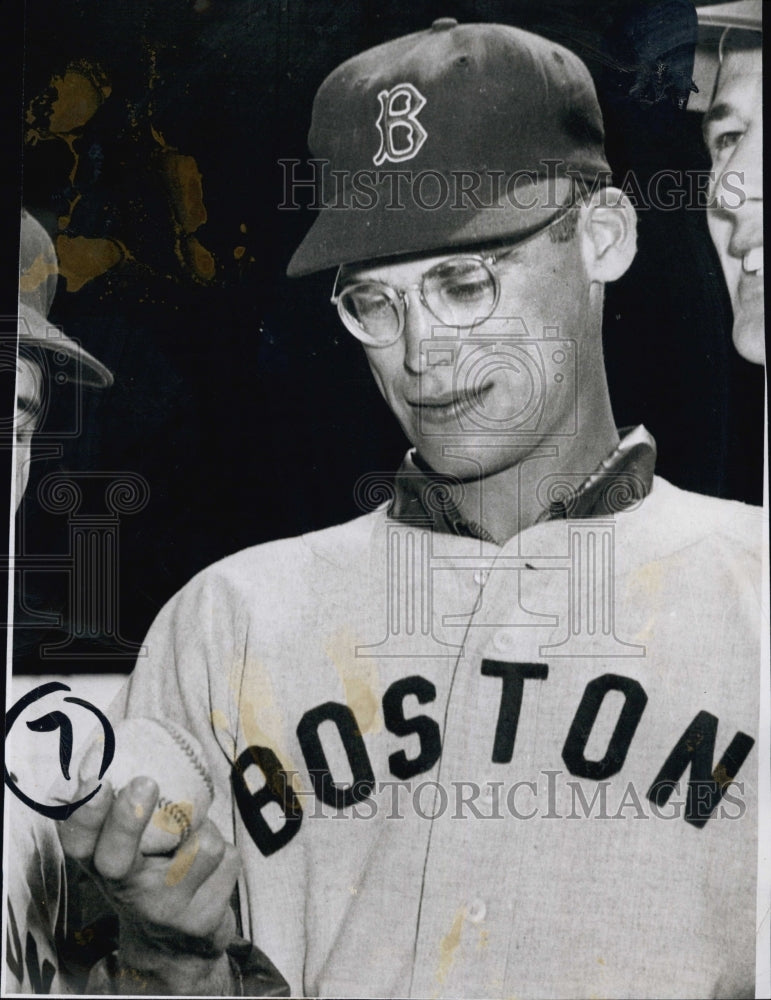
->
[733, 311, 766, 366]
[414, 439, 530, 482]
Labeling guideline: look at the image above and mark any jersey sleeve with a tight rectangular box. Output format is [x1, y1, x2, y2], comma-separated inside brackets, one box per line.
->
[79, 563, 295, 995]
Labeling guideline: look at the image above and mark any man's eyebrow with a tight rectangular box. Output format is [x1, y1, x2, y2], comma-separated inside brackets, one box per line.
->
[702, 102, 736, 132]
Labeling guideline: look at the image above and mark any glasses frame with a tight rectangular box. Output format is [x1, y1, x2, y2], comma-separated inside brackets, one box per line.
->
[718, 25, 762, 64]
[331, 253, 504, 347]
[330, 198, 578, 348]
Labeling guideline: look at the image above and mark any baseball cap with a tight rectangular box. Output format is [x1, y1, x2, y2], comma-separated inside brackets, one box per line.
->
[17, 210, 113, 388]
[287, 20, 611, 277]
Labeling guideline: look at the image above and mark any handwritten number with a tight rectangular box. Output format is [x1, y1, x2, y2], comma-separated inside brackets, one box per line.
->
[26, 712, 74, 780]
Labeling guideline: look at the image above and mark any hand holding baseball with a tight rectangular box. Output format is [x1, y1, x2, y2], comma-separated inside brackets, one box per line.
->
[58, 719, 241, 995]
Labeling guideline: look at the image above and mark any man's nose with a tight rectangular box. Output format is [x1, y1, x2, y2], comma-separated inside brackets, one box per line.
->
[401, 290, 434, 374]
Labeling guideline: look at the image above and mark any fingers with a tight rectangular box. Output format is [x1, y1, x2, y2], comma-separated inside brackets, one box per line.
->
[184, 838, 241, 945]
[116, 820, 241, 952]
[58, 783, 239, 951]
[136, 821, 239, 915]
[162, 820, 228, 893]
[58, 778, 115, 862]
[94, 777, 159, 880]
[58, 775, 159, 882]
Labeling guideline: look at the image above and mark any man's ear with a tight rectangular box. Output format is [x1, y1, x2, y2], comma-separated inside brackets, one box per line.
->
[579, 187, 637, 283]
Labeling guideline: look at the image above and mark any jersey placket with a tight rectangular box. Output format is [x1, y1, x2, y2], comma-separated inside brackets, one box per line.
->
[408, 524, 567, 998]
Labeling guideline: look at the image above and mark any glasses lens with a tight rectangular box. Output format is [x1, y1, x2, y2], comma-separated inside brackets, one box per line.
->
[424, 258, 497, 328]
[338, 283, 400, 344]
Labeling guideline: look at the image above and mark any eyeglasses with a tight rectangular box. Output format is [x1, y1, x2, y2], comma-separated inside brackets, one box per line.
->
[331, 200, 577, 347]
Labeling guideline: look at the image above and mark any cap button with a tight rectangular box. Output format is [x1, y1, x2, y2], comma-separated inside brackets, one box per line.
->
[431, 17, 458, 31]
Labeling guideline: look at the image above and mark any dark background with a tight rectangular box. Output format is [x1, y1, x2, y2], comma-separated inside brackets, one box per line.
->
[12, 0, 765, 674]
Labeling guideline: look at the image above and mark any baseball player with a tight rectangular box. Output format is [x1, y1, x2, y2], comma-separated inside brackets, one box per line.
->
[696, 0, 763, 364]
[5, 209, 112, 994]
[58, 21, 762, 998]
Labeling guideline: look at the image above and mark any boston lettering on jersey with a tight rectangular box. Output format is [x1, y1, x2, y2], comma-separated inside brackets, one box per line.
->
[231, 663, 755, 857]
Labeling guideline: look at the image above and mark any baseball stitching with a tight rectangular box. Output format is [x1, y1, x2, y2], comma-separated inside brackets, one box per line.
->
[158, 720, 216, 800]
[157, 796, 193, 843]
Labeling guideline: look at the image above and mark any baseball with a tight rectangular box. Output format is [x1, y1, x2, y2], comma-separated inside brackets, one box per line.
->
[79, 717, 215, 855]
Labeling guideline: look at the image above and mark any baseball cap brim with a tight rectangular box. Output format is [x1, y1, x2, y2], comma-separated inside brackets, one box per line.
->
[288, 176, 577, 276]
[695, 1, 762, 30]
[18, 301, 114, 389]
[18, 209, 113, 388]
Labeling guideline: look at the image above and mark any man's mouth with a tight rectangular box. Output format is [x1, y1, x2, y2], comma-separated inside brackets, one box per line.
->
[410, 383, 493, 418]
[742, 246, 764, 277]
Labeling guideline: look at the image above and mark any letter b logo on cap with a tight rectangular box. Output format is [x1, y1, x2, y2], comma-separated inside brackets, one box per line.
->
[373, 83, 428, 165]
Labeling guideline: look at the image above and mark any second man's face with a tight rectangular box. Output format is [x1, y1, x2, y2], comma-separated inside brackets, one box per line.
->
[351, 219, 601, 481]
[705, 46, 764, 365]
[14, 356, 44, 510]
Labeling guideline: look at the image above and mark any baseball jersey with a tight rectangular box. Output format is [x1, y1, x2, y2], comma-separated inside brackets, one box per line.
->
[108, 474, 762, 998]
[3, 798, 70, 995]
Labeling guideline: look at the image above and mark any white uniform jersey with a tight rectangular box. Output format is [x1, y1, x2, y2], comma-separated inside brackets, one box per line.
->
[108, 476, 762, 998]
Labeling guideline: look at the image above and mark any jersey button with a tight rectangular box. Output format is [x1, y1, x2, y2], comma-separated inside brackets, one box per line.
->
[473, 569, 488, 586]
[493, 630, 514, 651]
[467, 899, 487, 923]
[482, 782, 498, 801]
